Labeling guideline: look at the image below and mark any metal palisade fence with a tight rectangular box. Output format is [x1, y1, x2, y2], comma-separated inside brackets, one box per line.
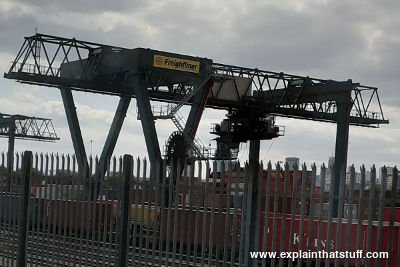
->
[0, 151, 399, 267]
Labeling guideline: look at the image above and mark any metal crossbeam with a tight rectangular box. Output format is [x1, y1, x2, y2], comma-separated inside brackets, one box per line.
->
[4, 33, 388, 127]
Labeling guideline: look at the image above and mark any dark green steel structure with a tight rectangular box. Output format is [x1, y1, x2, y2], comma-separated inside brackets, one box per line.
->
[4, 34, 388, 222]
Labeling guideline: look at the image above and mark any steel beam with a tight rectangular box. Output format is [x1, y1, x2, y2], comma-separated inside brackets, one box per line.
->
[132, 77, 161, 165]
[60, 87, 89, 180]
[183, 79, 213, 139]
[333, 84, 352, 217]
[95, 96, 131, 181]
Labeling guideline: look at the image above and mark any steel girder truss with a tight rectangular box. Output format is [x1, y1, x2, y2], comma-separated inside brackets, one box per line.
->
[211, 63, 387, 127]
[0, 113, 59, 141]
[4, 33, 388, 127]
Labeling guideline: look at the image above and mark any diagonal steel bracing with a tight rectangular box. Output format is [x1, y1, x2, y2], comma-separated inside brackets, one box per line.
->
[133, 77, 162, 166]
[60, 87, 89, 180]
[95, 96, 131, 182]
[61, 88, 131, 188]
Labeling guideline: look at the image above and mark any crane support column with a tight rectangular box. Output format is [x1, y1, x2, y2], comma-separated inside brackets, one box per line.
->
[60, 87, 89, 181]
[333, 84, 352, 217]
[95, 96, 131, 182]
[184, 79, 214, 139]
[133, 78, 161, 166]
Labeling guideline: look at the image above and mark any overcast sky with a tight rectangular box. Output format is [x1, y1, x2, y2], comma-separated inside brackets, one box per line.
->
[0, 0, 399, 169]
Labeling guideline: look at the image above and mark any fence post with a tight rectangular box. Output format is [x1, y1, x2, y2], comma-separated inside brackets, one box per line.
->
[117, 154, 133, 267]
[245, 140, 261, 267]
[16, 151, 32, 267]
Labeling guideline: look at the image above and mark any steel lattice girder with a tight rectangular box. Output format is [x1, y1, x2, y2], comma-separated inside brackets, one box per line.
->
[3, 33, 388, 127]
[0, 113, 59, 141]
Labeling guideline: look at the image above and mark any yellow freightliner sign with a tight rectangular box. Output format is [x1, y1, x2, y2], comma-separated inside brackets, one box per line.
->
[153, 55, 200, 74]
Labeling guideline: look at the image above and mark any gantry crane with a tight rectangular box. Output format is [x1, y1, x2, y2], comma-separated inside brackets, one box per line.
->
[0, 112, 59, 189]
[3, 33, 388, 216]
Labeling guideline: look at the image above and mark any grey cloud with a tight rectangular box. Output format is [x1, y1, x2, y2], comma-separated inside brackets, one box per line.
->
[8, 0, 146, 15]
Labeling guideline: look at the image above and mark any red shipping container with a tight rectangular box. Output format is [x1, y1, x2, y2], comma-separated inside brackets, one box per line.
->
[258, 212, 399, 267]
[44, 199, 115, 232]
[383, 207, 400, 223]
[159, 207, 240, 249]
